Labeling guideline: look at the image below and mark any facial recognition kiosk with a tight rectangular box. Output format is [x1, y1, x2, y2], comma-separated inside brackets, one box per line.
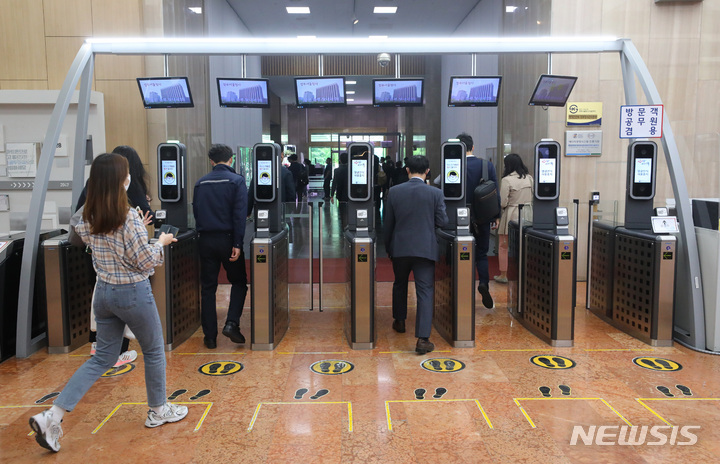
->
[343, 142, 376, 349]
[157, 142, 188, 230]
[508, 139, 575, 347]
[588, 140, 676, 346]
[250, 143, 290, 350]
[433, 141, 475, 348]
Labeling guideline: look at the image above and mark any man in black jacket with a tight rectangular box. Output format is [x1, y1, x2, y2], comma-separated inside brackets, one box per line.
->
[193, 144, 248, 349]
[384, 155, 448, 354]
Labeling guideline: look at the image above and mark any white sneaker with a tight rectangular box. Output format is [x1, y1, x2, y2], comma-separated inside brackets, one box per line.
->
[29, 409, 63, 452]
[145, 403, 188, 428]
[113, 350, 137, 367]
[90, 342, 96, 356]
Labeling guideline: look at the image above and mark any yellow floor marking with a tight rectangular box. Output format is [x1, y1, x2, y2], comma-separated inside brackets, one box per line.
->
[636, 398, 720, 427]
[174, 352, 246, 355]
[479, 349, 539, 352]
[0, 405, 48, 436]
[379, 350, 452, 354]
[513, 398, 632, 429]
[247, 401, 354, 432]
[92, 402, 212, 434]
[277, 351, 348, 355]
[584, 349, 655, 352]
[385, 398, 492, 431]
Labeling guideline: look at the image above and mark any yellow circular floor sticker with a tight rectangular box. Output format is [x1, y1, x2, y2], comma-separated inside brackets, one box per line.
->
[310, 360, 354, 375]
[198, 361, 243, 376]
[530, 355, 576, 370]
[102, 363, 135, 377]
[421, 358, 465, 373]
[633, 357, 682, 372]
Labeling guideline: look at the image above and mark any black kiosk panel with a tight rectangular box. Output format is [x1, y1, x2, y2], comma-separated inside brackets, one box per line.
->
[628, 141, 657, 200]
[158, 143, 183, 202]
[441, 142, 465, 200]
[534, 141, 560, 201]
[254, 144, 276, 202]
[349, 144, 371, 202]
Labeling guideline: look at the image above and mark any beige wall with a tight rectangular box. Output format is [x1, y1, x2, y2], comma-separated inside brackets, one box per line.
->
[0, 0, 163, 188]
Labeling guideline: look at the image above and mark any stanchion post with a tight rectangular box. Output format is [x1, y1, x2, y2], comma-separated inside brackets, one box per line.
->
[308, 202, 314, 311]
[517, 203, 525, 314]
[318, 201, 324, 312]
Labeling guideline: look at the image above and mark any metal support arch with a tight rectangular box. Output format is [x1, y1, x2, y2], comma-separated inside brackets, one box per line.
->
[15, 36, 705, 357]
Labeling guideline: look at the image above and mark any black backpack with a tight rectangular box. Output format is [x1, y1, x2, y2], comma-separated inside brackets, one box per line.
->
[471, 159, 500, 224]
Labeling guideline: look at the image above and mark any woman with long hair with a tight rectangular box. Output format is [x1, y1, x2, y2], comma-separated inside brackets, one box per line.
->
[495, 153, 533, 283]
[30, 153, 186, 453]
[76, 145, 154, 365]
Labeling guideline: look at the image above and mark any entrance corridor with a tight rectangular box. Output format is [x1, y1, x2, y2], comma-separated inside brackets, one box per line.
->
[1, 282, 719, 463]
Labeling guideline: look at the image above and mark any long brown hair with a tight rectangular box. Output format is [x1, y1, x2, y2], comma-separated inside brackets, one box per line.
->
[83, 153, 130, 234]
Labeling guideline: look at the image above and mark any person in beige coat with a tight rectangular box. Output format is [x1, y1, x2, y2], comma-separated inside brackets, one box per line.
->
[495, 154, 533, 283]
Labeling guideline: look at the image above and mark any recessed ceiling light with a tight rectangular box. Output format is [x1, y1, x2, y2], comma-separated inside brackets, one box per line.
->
[286, 6, 310, 14]
[346, 80, 357, 85]
[297, 35, 316, 39]
[188, 7, 202, 14]
[373, 6, 397, 14]
[346, 91, 356, 95]
[505, 6, 518, 13]
[369, 35, 388, 39]
[347, 98, 355, 102]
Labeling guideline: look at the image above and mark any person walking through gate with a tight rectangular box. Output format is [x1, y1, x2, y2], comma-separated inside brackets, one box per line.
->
[30, 153, 186, 453]
[458, 133, 501, 309]
[384, 155, 448, 354]
[193, 144, 248, 350]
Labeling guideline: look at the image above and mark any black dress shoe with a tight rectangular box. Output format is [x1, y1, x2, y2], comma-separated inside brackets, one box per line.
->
[204, 337, 217, 349]
[222, 321, 246, 344]
[392, 319, 406, 333]
[415, 338, 435, 355]
[478, 283, 494, 309]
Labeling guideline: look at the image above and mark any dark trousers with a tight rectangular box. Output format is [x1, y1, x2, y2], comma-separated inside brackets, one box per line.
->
[323, 178, 331, 198]
[472, 221, 490, 285]
[199, 233, 247, 339]
[391, 257, 435, 339]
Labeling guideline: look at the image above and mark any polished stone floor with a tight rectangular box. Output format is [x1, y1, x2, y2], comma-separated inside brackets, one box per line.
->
[2, 282, 720, 463]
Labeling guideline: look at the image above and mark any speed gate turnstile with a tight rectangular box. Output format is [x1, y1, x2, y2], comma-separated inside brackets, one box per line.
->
[343, 143, 377, 349]
[433, 141, 476, 347]
[43, 230, 200, 353]
[250, 143, 290, 350]
[1, 229, 65, 361]
[587, 141, 676, 346]
[508, 140, 575, 347]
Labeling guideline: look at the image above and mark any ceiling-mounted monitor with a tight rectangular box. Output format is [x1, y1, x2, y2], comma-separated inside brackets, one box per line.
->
[136, 77, 194, 109]
[448, 76, 502, 107]
[373, 78, 424, 107]
[528, 74, 577, 107]
[294, 76, 346, 108]
[217, 78, 270, 108]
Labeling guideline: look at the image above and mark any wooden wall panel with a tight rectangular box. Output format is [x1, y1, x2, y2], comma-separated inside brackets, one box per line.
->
[46, 37, 90, 90]
[95, 55, 145, 80]
[95, 80, 148, 159]
[91, 0, 142, 35]
[43, 0, 93, 36]
[0, 0, 48, 80]
[0, 80, 48, 90]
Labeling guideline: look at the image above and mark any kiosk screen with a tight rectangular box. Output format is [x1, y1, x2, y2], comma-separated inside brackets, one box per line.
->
[631, 143, 656, 199]
[255, 146, 275, 201]
[159, 145, 181, 201]
[442, 143, 464, 199]
[349, 145, 370, 200]
[536, 144, 558, 199]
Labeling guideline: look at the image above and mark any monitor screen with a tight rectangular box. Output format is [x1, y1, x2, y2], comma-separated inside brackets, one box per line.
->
[448, 76, 502, 107]
[161, 160, 178, 186]
[538, 158, 557, 184]
[217, 78, 270, 108]
[136, 77, 194, 109]
[373, 79, 424, 107]
[351, 159, 368, 185]
[528, 74, 577, 107]
[294, 76, 346, 108]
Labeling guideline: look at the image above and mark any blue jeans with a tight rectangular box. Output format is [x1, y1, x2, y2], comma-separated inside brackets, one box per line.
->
[54, 279, 166, 411]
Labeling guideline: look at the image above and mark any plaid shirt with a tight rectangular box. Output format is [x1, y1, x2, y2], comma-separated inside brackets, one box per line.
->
[75, 208, 164, 284]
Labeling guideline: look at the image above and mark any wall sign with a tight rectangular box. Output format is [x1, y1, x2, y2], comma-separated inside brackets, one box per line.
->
[620, 105, 663, 139]
[5, 143, 38, 178]
[565, 130, 602, 156]
[566, 102, 602, 126]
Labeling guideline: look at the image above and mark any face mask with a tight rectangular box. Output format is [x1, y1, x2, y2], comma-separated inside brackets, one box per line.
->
[124, 174, 131, 191]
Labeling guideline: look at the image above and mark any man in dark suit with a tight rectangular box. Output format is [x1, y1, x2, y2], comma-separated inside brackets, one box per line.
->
[384, 155, 448, 354]
[330, 152, 349, 229]
[458, 133, 501, 309]
[323, 157, 332, 199]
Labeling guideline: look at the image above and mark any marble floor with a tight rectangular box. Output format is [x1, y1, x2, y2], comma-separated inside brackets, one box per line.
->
[2, 282, 720, 463]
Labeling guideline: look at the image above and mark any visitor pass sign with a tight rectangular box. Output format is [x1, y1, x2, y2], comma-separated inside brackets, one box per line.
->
[620, 105, 663, 139]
